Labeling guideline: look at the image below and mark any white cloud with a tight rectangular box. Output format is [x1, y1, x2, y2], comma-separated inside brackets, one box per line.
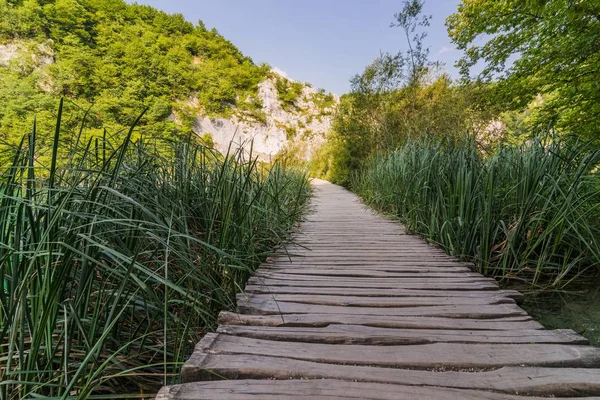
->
[438, 46, 454, 54]
[271, 66, 289, 78]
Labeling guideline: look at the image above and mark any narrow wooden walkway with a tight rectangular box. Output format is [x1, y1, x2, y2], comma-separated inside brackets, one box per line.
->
[158, 180, 600, 399]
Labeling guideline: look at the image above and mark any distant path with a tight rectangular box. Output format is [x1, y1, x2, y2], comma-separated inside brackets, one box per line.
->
[158, 179, 600, 399]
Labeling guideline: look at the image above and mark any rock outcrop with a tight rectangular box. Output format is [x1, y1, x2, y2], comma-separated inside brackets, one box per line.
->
[194, 74, 337, 160]
[0, 41, 54, 69]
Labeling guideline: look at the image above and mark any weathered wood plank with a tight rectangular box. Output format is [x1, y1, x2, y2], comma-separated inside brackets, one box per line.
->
[243, 285, 524, 303]
[188, 334, 600, 370]
[275, 255, 458, 261]
[218, 311, 544, 330]
[264, 264, 472, 272]
[236, 293, 516, 307]
[182, 353, 600, 396]
[257, 270, 483, 279]
[247, 277, 500, 290]
[265, 260, 475, 267]
[160, 380, 600, 400]
[217, 324, 587, 345]
[253, 274, 494, 284]
[275, 251, 455, 258]
[237, 300, 527, 318]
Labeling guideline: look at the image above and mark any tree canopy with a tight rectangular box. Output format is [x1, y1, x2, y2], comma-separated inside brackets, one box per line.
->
[0, 0, 270, 157]
[447, 0, 600, 140]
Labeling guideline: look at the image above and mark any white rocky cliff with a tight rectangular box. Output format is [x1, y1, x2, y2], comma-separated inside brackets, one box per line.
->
[193, 74, 338, 160]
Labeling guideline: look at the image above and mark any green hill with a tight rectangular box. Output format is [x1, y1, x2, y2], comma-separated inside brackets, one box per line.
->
[0, 0, 271, 153]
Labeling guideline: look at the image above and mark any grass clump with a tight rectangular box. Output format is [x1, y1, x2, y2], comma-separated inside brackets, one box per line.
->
[274, 77, 304, 112]
[352, 136, 600, 287]
[0, 102, 310, 399]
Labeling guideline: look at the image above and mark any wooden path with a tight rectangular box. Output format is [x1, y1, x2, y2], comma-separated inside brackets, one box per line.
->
[158, 180, 600, 399]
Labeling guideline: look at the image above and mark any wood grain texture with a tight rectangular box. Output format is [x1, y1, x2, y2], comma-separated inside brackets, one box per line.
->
[182, 354, 600, 396]
[236, 300, 528, 318]
[158, 379, 600, 399]
[243, 285, 525, 303]
[236, 293, 516, 306]
[217, 324, 588, 345]
[217, 311, 544, 330]
[188, 333, 600, 369]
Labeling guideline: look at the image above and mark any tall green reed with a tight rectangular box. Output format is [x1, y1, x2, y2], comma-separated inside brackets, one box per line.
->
[0, 102, 310, 399]
[352, 136, 600, 287]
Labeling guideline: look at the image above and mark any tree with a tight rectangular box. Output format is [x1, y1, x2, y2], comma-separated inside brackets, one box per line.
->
[447, 0, 600, 140]
[390, 0, 436, 87]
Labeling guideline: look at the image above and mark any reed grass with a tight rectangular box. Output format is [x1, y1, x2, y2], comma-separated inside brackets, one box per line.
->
[0, 101, 310, 399]
[352, 136, 600, 287]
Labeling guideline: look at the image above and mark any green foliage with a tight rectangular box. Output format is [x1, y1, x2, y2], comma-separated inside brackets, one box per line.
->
[199, 132, 215, 147]
[447, 0, 600, 140]
[274, 76, 304, 111]
[313, 75, 493, 186]
[312, 1, 494, 186]
[0, 107, 310, 398]
[352, 137, 600, 287]
[309, 131, 355, 185]
[284, 124, 298, 140]
[0, 0, 270, 161]
[390, 0, 437, 86]
[309, 89, 337, 116]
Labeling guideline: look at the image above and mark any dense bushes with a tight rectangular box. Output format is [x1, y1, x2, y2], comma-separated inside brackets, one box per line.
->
[352, 137, 600, 287]
[311, 76, 493, 186]
[274, 76, 304, 111]
[0, 106, 310, 398]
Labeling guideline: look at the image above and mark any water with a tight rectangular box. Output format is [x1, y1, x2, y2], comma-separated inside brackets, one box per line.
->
[521, 286, 600, 346]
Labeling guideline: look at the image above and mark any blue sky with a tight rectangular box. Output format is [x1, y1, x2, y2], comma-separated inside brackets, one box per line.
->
[136, 0, 463, 95]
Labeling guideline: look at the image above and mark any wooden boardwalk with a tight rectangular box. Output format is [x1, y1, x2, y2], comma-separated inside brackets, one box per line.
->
[158, 180, 600, 399]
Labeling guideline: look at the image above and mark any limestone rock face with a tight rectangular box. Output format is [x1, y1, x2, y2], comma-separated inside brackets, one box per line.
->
[0, 41, 54, 69]
[0, 43, 20, 66]
[193, 76, 337, 160]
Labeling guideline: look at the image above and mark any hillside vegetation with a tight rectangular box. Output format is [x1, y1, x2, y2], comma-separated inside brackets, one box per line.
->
[0, 0, 337, 166]
[1, 0, 270, 136]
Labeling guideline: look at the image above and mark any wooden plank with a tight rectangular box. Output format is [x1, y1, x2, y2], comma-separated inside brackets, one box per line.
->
[280, 244, 445, 248]
[253, 274, 493, 283]
[265, 261, 475, 267]
[275, 251, 455, 257]
[263, 264, 474, 272]
[236, 293, 516, 307]
[182, 354, 600, 396]
[217, 324, 587, 345]
[276, 248, 453, 253]
[276, 255, 458, 261]
[255, 273, 490, 282]
[257, 270, 482, 279]
[189, 334, 600, 369]
[160, 379, 600, 399]
[247, 277, 500, 290]
[237, 300, 527, 318]
[218, 311, 544, 330]
[243, 285, 524, 303]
